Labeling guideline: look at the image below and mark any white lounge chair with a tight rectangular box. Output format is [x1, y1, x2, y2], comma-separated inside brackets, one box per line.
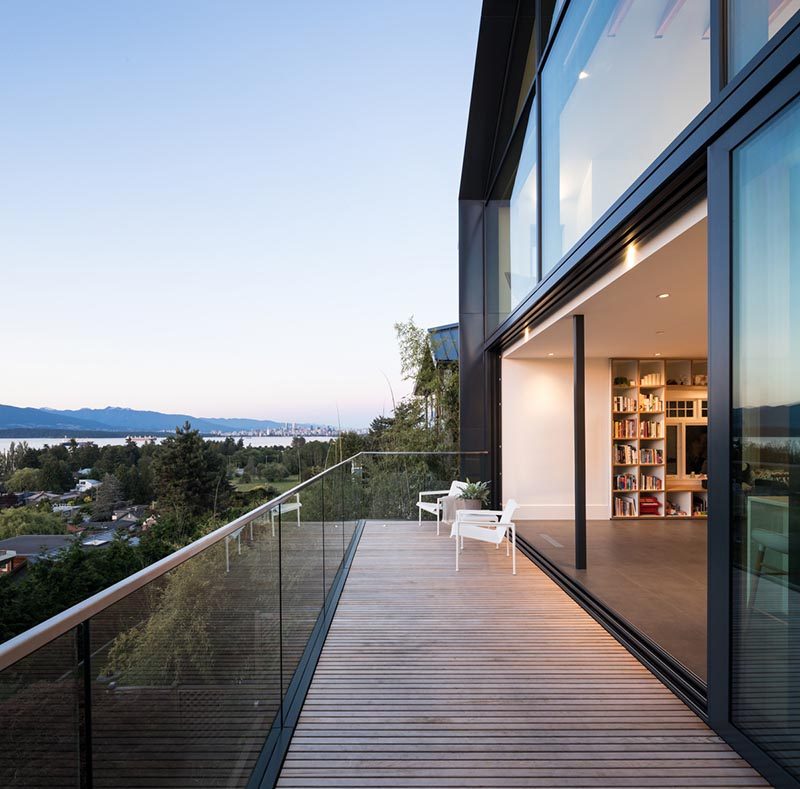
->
[417, 480, 467, 536]
[451, 499, 519, 575]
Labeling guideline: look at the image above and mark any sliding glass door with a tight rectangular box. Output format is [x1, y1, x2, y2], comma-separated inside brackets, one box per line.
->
[721, 85, 800, 783]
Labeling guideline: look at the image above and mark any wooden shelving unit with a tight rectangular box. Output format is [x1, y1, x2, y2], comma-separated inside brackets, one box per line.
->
[611, 359, 665, 519]
[611, 358, 708, 520]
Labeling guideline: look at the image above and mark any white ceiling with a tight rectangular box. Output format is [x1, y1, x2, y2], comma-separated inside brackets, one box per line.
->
[507, 216, 708, 360]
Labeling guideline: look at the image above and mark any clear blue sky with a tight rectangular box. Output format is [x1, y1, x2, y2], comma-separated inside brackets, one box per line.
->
[1, 1, 480, 428]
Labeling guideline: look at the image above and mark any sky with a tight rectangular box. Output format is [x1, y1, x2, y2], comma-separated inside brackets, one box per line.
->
[1, 1, 481, 428]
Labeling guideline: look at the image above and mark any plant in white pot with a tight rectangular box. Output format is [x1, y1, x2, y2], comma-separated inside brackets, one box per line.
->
[458, 479, 490, 512]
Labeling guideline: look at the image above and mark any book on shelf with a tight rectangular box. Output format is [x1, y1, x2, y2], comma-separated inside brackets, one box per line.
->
[639, 420, 663, 438]
[612, 395, 637, 412]
[614, 495, 637, 517]
[640, 447, 663, 464]
[639, 393, 663, 412]
[614, 473, 637, 491]
[613, 443, 638, 464]
[613, 418, 637, 438]
[640, 474, 663, 491]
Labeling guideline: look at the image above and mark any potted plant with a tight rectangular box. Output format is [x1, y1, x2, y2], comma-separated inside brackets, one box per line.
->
[458, 479, 490, 512]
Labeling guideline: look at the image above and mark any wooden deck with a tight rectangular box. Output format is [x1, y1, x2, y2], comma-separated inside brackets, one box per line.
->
[278, 521, 769, 788]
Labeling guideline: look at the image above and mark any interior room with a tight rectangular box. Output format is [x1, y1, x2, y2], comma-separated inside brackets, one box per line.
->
[502, 200, 709, 681]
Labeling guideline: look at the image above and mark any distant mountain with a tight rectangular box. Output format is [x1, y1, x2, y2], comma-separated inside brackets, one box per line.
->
[732, 402, 800, 438]
[0, 405, 323, 435]
[0, 405, 117, 432]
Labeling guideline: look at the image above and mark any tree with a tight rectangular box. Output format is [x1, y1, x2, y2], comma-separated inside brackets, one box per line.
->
[152, 422, 231, 518]
[261, 462, 289, 482]
[3, 467, 42, 492]
[0, 508, 66, 540]
[93, 474, 124, 520]
[38, 456, 74, 493]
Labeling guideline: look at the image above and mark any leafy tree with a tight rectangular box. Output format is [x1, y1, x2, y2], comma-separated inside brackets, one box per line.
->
[0, 441, 32, 479]
[0, 538, 144, 642]
[152, 422, 231, 517]
[261, 462, 289, 482]
[0, 508, 67, 540]
[93, 474, 125, 520]
[38, 456, 74, 493]
[3, 467, 42, 492]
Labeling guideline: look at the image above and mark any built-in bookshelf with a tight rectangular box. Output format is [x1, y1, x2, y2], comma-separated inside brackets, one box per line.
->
[611, 358, 708, 519]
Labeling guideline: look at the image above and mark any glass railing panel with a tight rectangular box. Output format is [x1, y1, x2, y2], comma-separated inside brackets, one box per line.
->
[360, 453, 462, 521]
[0, 628, 82, 787]
[343, 460, 361, 546]
[89, 511, 280, 788]
[323, 468, 344, 598]
[279, 486, 324, 700]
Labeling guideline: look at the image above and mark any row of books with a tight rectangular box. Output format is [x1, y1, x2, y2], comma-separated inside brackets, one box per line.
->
[640, 393, 663, 412]
[612, 395, 637, 412]
[640, 474, 663, 491]
[613, 495, 637, 517]
[613, 444, 637, 464]
[614, 473, 637, 491]
[639, 420, 663, 438]
[640, 447, 663, 464]
[613, 418, 637, 438]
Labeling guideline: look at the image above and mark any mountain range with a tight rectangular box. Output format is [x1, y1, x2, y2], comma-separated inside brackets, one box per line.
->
[0, 405, 321, 435]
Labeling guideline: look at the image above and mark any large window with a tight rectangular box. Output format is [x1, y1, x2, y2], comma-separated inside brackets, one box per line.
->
[728, 0, 800, 81]
[508, 101, 538, 312]
[541, 0, 710, 274]
[731, 95, 800, 779]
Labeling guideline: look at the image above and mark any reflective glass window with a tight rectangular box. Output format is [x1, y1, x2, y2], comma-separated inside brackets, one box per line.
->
[542, 0, 710, 273]
[728, 0, 800, 80]
[731, 94, 800, 778]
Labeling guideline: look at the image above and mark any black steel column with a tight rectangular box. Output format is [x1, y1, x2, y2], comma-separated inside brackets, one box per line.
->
[573, 314, 587, 570]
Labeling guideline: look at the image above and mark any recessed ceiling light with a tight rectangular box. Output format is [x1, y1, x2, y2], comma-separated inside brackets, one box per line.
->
[547, 352, 555, 357]
[655, 353, 662, 357]
[578, 70, 589, 80]
[658, 293, 670, 299]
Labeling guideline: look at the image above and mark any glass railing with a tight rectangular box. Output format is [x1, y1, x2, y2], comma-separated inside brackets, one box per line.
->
[0, 451, 484, 788]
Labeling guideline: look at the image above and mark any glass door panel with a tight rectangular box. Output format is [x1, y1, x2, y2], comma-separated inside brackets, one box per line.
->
[731, 93, 800, 779]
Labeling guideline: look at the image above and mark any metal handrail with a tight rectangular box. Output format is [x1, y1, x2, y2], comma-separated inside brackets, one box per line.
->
[0, 450, 486, 670]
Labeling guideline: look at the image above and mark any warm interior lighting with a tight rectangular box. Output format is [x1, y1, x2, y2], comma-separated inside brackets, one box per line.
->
[655, 353, 662, 357]
[524, 326, 530, 340]
[547, 352, 555, 357]
[658, 292, 670, 299]
[624, 244, 637, 270]
[578, 70, 589, 80]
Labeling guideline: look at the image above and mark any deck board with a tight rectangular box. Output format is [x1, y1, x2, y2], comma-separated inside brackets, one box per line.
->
[277, 521, 768, 788]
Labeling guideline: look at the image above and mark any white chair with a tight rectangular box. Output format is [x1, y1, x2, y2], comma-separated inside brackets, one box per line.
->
[451, 499, 519, 575]
[417, 480, 467, 536]
[270, 493, 302, 537]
